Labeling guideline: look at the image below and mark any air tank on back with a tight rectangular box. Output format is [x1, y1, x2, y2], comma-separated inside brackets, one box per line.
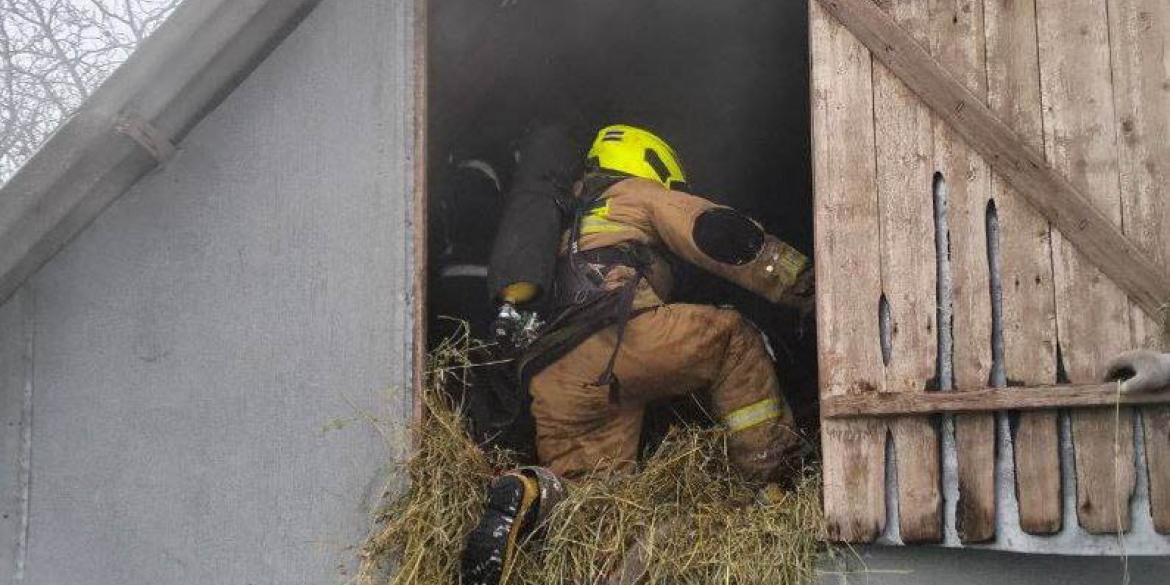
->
[487, 124, 581, 312]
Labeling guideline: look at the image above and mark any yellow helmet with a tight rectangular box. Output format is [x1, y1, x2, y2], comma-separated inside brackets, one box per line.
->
[586, 124, 688, 190]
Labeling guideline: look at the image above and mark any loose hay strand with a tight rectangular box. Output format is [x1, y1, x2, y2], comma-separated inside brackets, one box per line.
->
[357, 327, 825, 585]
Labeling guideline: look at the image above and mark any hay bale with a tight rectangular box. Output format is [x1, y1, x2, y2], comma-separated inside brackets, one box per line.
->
[357, 330, 825, 585]
[523, 430, 824, 585]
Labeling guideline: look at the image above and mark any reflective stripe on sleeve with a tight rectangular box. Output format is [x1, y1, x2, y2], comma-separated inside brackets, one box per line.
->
[778, 247, 808, 277]
[580, 198, 635, 235]
[724, 398, 781, 433]
[580, 216, 632, 234]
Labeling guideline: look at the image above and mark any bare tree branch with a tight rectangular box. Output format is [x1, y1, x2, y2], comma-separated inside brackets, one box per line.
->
[0, 0, 183, 182]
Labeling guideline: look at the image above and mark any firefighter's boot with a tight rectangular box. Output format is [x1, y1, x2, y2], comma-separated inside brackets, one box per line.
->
[460, 467, 566, 585]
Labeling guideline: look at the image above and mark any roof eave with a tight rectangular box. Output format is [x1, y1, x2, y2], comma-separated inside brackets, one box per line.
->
[0, 0, 324, 305]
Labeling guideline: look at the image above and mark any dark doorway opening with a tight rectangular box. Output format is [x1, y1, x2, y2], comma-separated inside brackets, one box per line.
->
[425, 0, 818, 459]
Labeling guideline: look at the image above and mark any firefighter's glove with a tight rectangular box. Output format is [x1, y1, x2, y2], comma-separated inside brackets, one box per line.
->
[493, 304, 524, 350]
[778, 266, 816, 337]
[1105, 349, 1170, 394]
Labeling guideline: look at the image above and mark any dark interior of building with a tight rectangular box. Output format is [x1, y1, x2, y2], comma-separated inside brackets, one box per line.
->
[425, 0, 817, 461]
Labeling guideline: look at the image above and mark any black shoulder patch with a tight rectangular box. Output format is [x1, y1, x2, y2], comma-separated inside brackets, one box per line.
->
[692, 208, 765, 265]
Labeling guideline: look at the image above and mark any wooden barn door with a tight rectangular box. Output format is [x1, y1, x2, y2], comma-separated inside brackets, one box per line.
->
[810, 0, 1170, 547]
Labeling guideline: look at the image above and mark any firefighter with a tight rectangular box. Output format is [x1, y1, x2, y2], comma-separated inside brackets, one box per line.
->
[461, 124, 814, 585]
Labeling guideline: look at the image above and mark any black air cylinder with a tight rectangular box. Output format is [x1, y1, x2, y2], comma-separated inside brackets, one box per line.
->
[487, 124, 580, 310]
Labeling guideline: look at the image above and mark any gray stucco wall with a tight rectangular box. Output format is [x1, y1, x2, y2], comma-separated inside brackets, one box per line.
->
[0, 291, 30, 581]
[0, 0, 416, 582]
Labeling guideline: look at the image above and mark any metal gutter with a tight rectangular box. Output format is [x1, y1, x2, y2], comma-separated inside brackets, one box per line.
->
[0, 0, 325, 305]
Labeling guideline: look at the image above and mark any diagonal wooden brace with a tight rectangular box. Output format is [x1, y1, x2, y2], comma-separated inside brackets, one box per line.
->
[814, 0, 1170, 318]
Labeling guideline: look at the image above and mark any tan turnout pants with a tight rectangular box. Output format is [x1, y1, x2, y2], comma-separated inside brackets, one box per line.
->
[529, 303, 800, 481]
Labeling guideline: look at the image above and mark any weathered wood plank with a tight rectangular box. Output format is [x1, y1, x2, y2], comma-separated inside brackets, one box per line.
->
[822, 383, 1170, 419]
[811, 0, 888, 544]
[1036, 0, 1135, 533]
[1141, 407, 1170, 534]
[812, 0, 1170, 318]
[1108, 0, 1170, 535]
[871, 0, 942, 544]
[983, 0, 1062, 535]
[928, 0, 995, 543]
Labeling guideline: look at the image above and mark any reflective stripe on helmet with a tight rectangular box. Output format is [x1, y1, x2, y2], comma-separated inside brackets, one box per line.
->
[725, 398, 782, 433]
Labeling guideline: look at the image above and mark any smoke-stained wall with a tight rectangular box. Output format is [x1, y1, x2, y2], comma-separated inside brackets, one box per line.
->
[0, 0, 417, 582]
[427, 0, 819, 426]
[430, 0, 812, 251]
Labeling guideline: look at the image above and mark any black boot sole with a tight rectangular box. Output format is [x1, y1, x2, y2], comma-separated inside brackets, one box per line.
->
[460, 473, 538, 585]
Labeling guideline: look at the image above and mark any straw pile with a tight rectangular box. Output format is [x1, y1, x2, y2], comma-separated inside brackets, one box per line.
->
[356, 328, 825, 585]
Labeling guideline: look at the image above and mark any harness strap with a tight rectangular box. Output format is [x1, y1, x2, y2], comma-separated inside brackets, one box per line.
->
[528, 174, 657, 401]
[595, 272, 646, 404]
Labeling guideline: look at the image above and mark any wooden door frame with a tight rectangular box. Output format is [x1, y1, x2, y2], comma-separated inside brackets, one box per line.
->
[410, 0, 430, 445]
